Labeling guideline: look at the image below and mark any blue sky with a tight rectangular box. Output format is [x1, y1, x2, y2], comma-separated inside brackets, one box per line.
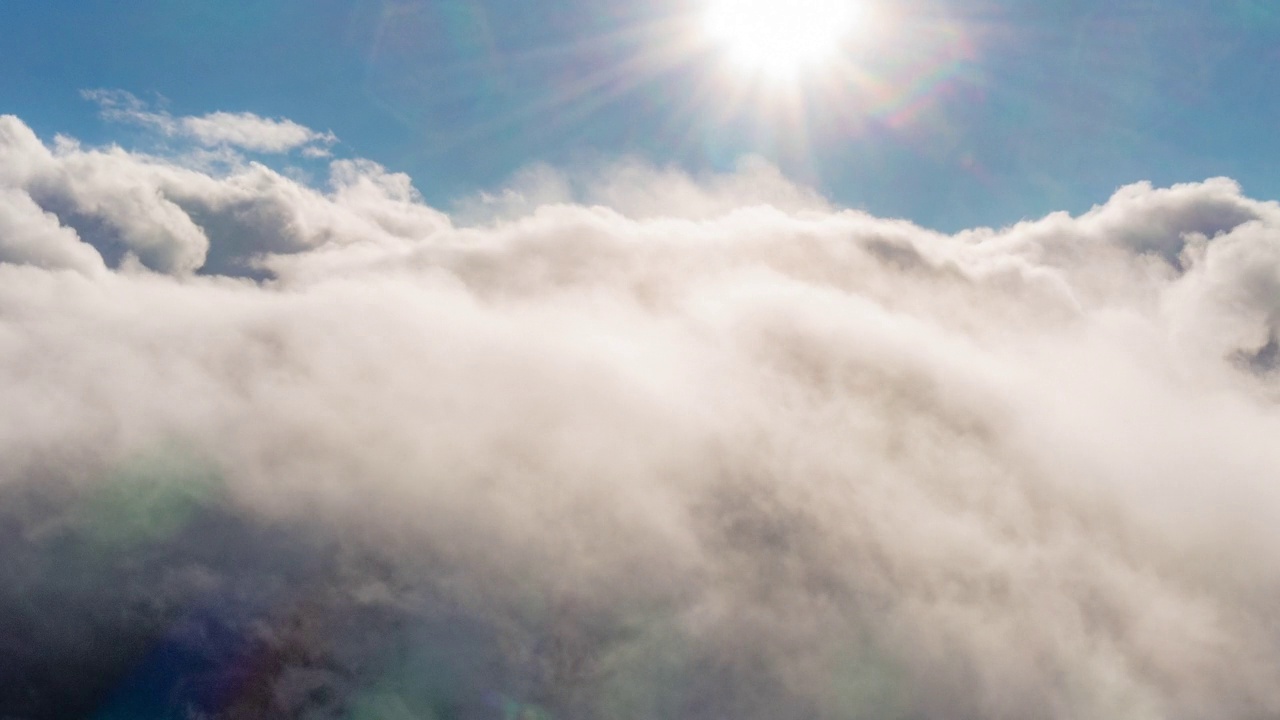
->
[3, 0, 1279, 229]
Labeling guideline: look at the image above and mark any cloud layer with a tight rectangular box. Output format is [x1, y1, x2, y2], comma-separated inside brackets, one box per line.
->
[2, 112, 1280, 720]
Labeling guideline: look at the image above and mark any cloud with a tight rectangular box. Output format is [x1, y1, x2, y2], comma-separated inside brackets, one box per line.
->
[2, 112, 1280, 719]
[84, 89, 338, 155]
[0, 114, 441, 275]
[452, 155, 831, 224]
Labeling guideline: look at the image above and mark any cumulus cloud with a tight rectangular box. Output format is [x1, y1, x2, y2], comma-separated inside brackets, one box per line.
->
[0, 115, 440, 275]
[84, 89, 338, 156]
[2, 112, 1280, 720]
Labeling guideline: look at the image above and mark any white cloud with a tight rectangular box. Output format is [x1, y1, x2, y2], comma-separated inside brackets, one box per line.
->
[0, 187, 106, 275]
[178, 110, 335, 154]
[2, 112, 1280, 719]
[0, 114, 443, 275]
[83, 89, 338, 155]
[453, 155, 832, 224]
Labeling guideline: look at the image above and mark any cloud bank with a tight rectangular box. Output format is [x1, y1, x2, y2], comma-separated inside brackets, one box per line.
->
[2, 111, 1280, 720]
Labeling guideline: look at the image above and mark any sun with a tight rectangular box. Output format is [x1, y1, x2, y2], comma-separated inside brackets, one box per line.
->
[704, 0, 861, 80]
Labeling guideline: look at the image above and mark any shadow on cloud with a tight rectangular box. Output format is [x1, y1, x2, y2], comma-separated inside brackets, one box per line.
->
[1, 110, 1280, 719]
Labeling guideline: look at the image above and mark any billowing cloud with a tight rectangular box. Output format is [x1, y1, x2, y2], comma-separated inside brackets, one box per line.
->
[2, 112, 1280, 720]
[84, 89, 338, 156]
[0, 115, 437, 275]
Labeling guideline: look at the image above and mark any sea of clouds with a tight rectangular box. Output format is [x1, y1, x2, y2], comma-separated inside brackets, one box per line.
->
[1, 106, 1279, 720]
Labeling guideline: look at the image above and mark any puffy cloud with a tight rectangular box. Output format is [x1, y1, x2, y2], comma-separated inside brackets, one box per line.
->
[84, 89, 338, 155]
[2, 112, 1280, 720]
[0, 115, 446, 275]
[0, 187, 106, 275]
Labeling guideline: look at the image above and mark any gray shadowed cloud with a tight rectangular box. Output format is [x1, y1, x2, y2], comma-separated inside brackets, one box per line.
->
[2, 110, 1280, 720]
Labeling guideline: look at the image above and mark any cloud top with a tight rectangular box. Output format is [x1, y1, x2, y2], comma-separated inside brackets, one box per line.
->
[2, 111, 1280, 719]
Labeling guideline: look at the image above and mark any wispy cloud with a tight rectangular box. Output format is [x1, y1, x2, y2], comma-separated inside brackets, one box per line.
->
[83, 89, 338, 155]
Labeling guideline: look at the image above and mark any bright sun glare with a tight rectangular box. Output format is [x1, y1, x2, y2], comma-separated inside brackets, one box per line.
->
[705, 0, 861, 80]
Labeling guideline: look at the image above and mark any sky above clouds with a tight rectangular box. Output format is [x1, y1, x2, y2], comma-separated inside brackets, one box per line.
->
[2, 1, 1280, 719]
[3, 0, 1280, 229]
